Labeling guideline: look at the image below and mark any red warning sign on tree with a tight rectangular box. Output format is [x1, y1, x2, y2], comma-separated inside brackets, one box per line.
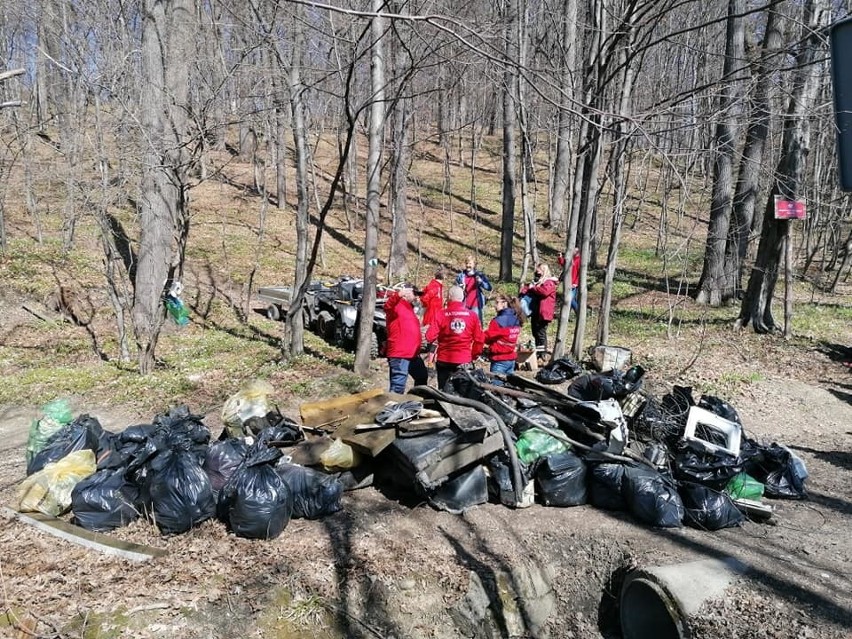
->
[774, 196, 807, 219]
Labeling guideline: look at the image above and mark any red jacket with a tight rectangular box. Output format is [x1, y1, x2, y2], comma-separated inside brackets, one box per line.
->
[558, 253, 580, 287]
[419, 278, 444, 328]
[484, 309, 521, 361]
[570, 254, 580, 288]
[521, 277, 559, 321]
[384, 292, 422, 358]
[425, 300, 484, 364]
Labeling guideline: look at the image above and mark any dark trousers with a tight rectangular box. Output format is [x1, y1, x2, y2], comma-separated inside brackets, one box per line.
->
[531, 317, 551, 351]
[435, 361, 464, 390]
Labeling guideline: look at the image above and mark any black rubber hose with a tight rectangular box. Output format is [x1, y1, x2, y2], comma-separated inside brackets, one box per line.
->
[409, 384, 526, 505]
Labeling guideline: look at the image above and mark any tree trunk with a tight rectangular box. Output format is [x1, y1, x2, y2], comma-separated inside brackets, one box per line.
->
[499, 0, 519, 283]
[736, 0, 829, 333]
[548, 0, 578, 232]
[133, 0, 193, 374]
[287, 6, 310, 358]
[354, 0, 384, 376]
[387, 11, 412, 284]
[727, 9, 782, 298]
[695, 0, 747, 306]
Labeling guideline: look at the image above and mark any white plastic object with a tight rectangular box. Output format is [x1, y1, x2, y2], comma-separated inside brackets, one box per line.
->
[683, 406, 742, 457]
[590, 345, 632, 372]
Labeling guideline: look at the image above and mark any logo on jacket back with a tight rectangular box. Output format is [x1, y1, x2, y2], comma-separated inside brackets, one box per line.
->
[449, 318, 467, 333]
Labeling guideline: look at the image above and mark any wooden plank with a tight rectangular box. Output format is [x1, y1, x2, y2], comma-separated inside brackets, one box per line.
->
[3, 507, 167, 563]
[299, 388, 385, 427]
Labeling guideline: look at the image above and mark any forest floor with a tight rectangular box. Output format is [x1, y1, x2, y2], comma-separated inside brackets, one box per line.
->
[1, 294, 851, 639]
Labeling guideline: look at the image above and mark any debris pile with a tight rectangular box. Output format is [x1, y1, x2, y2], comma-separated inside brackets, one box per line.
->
[15, 347, 809, 542]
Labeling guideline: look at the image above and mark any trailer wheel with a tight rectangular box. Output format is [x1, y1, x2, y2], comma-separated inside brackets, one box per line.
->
[266, 304, 281, 321]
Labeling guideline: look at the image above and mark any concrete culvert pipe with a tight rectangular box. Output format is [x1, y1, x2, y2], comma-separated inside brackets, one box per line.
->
[619, 557, 748, 639]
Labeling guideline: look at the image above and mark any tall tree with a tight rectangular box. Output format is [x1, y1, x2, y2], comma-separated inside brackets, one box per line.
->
[695, 0, 747, 306]
[499, 0, 519, 282]
[354, 0, 385, 375]
[736, 0, 830, 333]
[726, 8, 782, 298]
[133, 0, 193, 374]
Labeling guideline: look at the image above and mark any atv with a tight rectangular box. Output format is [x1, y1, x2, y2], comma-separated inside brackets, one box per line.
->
[258, 277, 393, 359]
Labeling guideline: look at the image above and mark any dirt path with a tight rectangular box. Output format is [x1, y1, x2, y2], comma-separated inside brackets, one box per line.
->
[1, 370, 850, 639]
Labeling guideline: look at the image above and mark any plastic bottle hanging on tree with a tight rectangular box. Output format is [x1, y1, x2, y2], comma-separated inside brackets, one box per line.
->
[165, 281, 190, 326]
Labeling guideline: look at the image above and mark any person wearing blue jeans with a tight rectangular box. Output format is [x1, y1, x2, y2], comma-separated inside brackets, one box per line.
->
[384, 286, 428, 394]
[484, 294, 524, 382]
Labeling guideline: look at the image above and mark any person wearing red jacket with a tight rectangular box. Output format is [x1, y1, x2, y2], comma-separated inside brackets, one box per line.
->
[419, 267, 445, 330]
[384, 286, 428, 394]
[520, 263, 559, 357]
[557, 248, 581, 313]
[425, 285, 485, 390]
[484, 294, 524, 378]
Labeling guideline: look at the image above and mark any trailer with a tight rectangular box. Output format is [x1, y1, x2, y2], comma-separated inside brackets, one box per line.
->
[256, 286, 293, 321]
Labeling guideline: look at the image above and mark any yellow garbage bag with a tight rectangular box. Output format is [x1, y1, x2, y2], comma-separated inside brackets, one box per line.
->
[17, 449, 97, 516]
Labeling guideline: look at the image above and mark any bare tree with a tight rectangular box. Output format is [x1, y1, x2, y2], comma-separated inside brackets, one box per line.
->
[133, 0, 194, 374]
[736, 0, 830, 334]
[354, 0, 385, 375]
[695, 0, 748, 306]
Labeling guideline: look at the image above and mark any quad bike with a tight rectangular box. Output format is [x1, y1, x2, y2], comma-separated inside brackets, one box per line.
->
[258, 277, 395, 359]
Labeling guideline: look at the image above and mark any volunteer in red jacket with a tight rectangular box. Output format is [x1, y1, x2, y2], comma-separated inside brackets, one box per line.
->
[425, 285, 485, 390]
[384, 285, 428, 394]
[520, 263, 559, 357]
[419, 267, 446, 330]
[484, 294, 524, 378]
[557, 248, 581, 314]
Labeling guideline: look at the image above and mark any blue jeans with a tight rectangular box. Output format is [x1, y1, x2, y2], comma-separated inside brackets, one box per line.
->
[490, 359, 516, 376]
[388, 356, 428, 394]
[489, 359, 515, 385]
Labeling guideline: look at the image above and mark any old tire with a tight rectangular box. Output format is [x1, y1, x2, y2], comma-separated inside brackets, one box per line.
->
[370, 332, 379, 359]
[266, 304, 281, 321]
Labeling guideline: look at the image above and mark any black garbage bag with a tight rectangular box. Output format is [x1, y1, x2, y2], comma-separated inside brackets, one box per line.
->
[742, 442, 807, 499]
[588, 462, 629, 511]
[97, 424, 159, 476]
[536, 450, 587, 507]
[217, 443, 293, 539]
[243, 408, 304, 442]
[426, 465, 488, 514]
[679, 482, 744, 530]
[622, 466, 684, 528]
[566, 372, 633, 401]
[517, 405, 560, 432]
[27, 415, 103, 476]
[142, 448, 216, 535]
[486, 451, 532, 507]
[673, 446, 744, 490]
[698, 395, 742, 425]
[152, 406, 210, 457]
[276, 462, 343, 519]
[535, 357, 584, 385]
[71, 468, 141, 531]
[204, 438, 249, 497]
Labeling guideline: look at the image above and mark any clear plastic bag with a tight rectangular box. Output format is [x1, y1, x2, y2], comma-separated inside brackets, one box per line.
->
[221, 380, 275, 438]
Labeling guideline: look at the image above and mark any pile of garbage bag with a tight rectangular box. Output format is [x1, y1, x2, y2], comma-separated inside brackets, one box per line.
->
[16, 347, 809, 542]
[19, 394, 343, 540]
